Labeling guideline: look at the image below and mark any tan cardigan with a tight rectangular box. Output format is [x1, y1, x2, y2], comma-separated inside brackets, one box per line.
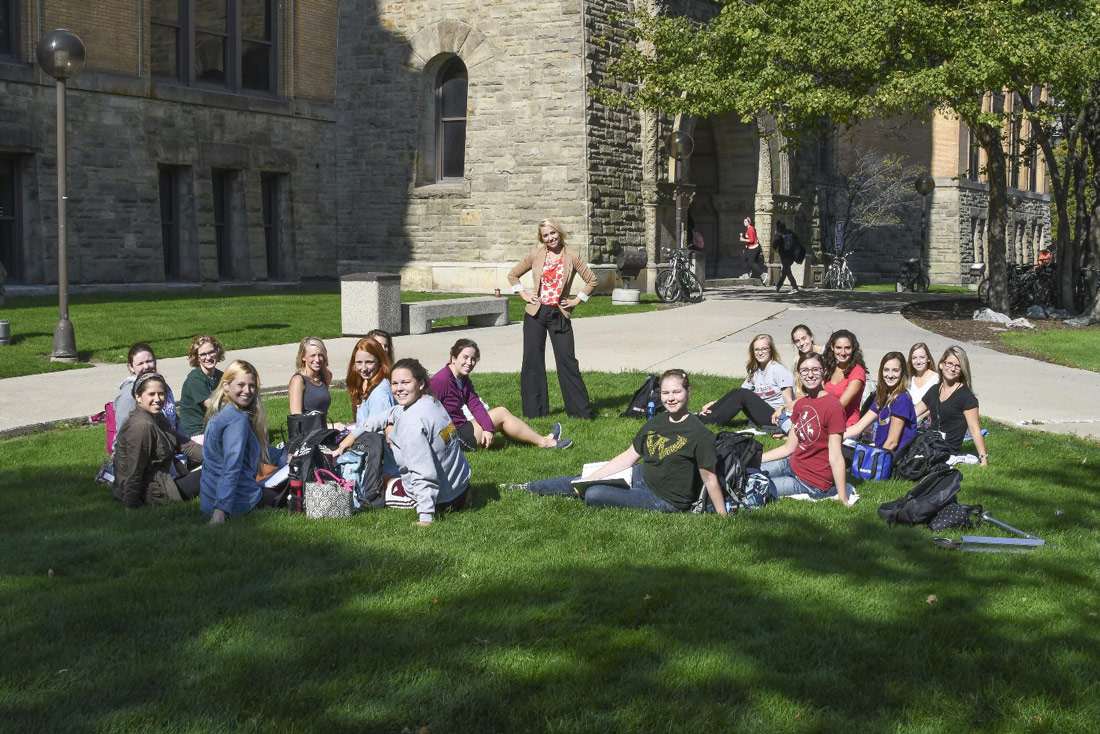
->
[507, 245, 599, 319]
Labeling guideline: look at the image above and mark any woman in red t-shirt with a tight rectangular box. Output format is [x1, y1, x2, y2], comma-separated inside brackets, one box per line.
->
[739, 217, 767, 282]
[821, 329, 867, 427]
[760, 352, 853, 505]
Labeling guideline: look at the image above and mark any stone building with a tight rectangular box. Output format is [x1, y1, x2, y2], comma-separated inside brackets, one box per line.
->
[0, 1, 338, 287]
[1, 0, 1049, 291]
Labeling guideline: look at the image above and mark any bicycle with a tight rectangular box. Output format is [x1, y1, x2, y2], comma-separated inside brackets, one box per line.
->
[1072, 265, 1099, 313]
[895, 258, 929, 292]
[655, 246, 704, 303]
[978, 263, 1056, 310]
[822, 250, 855, 290]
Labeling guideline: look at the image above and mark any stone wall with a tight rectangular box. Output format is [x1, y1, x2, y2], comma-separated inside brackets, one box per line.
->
[584, 0, 643, 263]
[335, 0, 593, 293]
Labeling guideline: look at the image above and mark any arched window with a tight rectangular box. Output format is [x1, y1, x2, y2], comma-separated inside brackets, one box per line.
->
[437, 58, 468, 181]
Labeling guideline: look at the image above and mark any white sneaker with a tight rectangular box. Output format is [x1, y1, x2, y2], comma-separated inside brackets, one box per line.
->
[790, 287, 800, 295]
[761, 272, 769, 286]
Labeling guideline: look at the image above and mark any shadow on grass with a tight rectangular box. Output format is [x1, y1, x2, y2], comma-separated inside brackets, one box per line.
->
[3, 458, 1098, 731]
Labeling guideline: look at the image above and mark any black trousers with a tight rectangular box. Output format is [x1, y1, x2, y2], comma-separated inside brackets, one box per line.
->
[521, 306, 593, 419]
[776, 258, 798, 290]
[740, 247, 765, 278]
[697, 388, 776, 427]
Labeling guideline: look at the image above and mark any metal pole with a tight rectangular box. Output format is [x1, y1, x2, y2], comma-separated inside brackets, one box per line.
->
[674, 160, 683, 251]
[920, 192, 929, 286]
[51, 77, 77, 361]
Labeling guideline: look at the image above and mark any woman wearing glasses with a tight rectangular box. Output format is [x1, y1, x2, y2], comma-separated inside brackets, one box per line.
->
[698, 334, 794, 433]
[179, 334, 226, 438]
[760, 351, 853, 505]
[913, 345, 988, 465]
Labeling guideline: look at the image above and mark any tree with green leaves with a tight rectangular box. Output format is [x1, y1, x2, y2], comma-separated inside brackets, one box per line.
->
[610, 0, 1100, 317]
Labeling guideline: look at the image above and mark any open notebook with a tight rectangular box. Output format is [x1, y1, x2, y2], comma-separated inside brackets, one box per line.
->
[570, 461, 633, 495]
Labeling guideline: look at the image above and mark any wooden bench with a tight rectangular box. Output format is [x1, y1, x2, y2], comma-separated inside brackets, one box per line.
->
[400, 297, 509, 335]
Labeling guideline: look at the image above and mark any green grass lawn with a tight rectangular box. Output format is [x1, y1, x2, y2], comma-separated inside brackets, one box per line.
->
[0, 291, 664, 379]
[855, 283, 974, 294]
[2, 373, 1098, 732]
[998, 328, 1100, 373]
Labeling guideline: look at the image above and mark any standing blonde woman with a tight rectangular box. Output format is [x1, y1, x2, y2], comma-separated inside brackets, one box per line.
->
[508, 218, 599, 420]
[288, 336, 333, 420]
[201, 360, 280, 524]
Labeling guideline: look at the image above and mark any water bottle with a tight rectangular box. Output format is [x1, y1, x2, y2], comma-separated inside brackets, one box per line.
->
[646, 400, 656, 419]
[287, 461, 304, 514]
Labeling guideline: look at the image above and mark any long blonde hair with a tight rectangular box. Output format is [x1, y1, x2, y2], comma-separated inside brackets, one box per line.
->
[205, 360, 270, 462]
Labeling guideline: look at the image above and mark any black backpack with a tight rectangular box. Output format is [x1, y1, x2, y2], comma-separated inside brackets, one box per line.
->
[286, 426, 343, 487]
[691, 432, 765, 513]
[621, 374, 664, 418]
[892, 428, 953, 480]
[877, 464, 963, 527]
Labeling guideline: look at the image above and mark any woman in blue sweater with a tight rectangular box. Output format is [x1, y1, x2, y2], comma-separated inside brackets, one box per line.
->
[200, 360, 281, 525]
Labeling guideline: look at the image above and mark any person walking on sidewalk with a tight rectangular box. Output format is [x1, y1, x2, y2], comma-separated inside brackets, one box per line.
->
[739, 217, 767, 283]
[773, 221, 800, 295]
[508, 218, 598, 420]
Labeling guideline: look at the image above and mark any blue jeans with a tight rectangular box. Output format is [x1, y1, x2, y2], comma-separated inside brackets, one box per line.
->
[525, 466, 679, 512]
[760, 457, 852, 500]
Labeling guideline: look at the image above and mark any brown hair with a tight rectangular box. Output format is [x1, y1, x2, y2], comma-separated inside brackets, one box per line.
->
[449, 338, 481, 362]
[660, 368, 690, 391]
[187, 334, 226, 368]
[874, 352, 910, 412]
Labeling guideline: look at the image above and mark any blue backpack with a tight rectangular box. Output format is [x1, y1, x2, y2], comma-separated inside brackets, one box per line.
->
[334, 432, 386, 512]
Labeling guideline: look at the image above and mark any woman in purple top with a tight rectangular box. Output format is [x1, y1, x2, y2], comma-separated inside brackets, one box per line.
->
[843, 352, 917, 453]
[430, 339, 573, 451]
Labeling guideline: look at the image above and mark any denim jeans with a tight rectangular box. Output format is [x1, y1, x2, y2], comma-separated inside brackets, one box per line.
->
[760, 457, 852, 500]
[525, 466, 679, 512]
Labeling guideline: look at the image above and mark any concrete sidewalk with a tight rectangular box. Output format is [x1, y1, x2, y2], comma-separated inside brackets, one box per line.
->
[1, 286, 1097, 440]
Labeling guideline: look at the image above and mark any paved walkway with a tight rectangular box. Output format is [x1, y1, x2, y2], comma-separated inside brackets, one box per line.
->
[2, 286, 1097, 440]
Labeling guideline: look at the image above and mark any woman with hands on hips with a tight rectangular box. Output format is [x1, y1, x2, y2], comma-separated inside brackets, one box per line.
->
[508, 218, 598, 420]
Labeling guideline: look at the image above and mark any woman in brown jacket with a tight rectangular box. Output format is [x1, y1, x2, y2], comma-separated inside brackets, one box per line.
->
[507, 218, 599, 419]
[112, 373, 203, 509]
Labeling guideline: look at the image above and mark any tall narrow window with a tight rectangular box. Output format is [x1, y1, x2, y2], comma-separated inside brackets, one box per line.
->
[437, 57, 468, 181]
[241, 0, 273, 92]
[212, 169, 233, 279]
[151, 0, 182, 79]
[260, 173, 281, 279]
[195, 0, 228, 85]
[159, 167, 182, 280]
[1009, 115, 1022, 189]
[967, 128, 981, 182]
[0, 0, 15, 58]
[0, 156, 21, 282]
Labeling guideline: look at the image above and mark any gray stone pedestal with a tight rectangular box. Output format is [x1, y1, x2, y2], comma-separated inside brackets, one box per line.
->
[341, 272, 402, 336]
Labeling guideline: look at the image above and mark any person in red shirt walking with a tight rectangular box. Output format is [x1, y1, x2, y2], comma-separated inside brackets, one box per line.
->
[739, 217, 767, 283]
[760, 351, 853, 505]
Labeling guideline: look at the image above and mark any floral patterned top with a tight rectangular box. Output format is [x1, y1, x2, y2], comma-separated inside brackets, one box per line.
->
[539, 258, 565, 306]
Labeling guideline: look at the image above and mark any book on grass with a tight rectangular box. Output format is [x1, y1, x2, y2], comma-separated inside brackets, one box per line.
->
[571, 462, 633, 495]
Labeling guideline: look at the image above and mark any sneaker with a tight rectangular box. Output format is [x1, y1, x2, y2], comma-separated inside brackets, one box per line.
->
[738, 273, 750, 279]
[790, 288, 800, 295]
[545, 438, 573, 450]
[761, 272, 769, 286]
[498, 482, 530, 492]
[775, 285, 782, 293]
[551, 422, 562, 440]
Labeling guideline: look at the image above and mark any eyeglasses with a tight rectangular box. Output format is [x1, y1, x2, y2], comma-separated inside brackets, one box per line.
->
[941, 361, 962, 371]
[197, 350, 218, 360]
[798, 367, 823, 376]
[753, 347, 771, 353]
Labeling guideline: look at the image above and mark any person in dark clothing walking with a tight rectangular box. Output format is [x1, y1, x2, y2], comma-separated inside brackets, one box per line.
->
[508, 218, 598, 419]
[773, 220, 800, 295]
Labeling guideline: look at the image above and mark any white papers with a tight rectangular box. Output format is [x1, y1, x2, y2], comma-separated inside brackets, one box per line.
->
[570, 461, 632, 492]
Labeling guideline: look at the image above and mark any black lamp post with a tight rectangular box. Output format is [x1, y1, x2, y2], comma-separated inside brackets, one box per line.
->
[665, 131, 694, 254]
[36, 29, 86, 362]
[915, 173, 936, 289]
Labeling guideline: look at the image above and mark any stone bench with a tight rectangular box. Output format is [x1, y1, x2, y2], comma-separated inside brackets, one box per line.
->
[401, 296, 509, 335]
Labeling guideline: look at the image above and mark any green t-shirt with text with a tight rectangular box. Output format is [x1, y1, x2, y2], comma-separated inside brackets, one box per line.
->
[632, 412, 717, 510]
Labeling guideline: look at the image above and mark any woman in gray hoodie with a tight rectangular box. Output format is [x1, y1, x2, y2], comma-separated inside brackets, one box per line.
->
[337, 358, 471, 525]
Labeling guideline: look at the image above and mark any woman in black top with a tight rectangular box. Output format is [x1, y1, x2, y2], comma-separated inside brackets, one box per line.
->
[524, 370, 726, 514]
[914, 345, 989, 465]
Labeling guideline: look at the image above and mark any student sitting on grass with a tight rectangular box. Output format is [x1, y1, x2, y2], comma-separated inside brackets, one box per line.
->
[821, 329, 867, 428]
[113, 342, 184, 447]
[697, 333, 794, 434]
[430, 338, 572, 451]
[179, 334, 226, 438]
[201, 361, 283, 525]
[523, 369, 727, 514]
[113, 373, 203, 509]
[914, 345, 989, 465]
[345, 336, 399, 478]
[760, 352, 854, 506]
[843, 352, 918, 454]
[333, 359, 471, 525]
[288, 336, 333, 423]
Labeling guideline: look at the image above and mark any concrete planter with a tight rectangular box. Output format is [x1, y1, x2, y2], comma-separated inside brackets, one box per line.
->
[611, 288, 641, 305]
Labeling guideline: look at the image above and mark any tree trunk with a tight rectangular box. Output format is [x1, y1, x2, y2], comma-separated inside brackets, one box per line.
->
[974, 122, 1012, 314]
